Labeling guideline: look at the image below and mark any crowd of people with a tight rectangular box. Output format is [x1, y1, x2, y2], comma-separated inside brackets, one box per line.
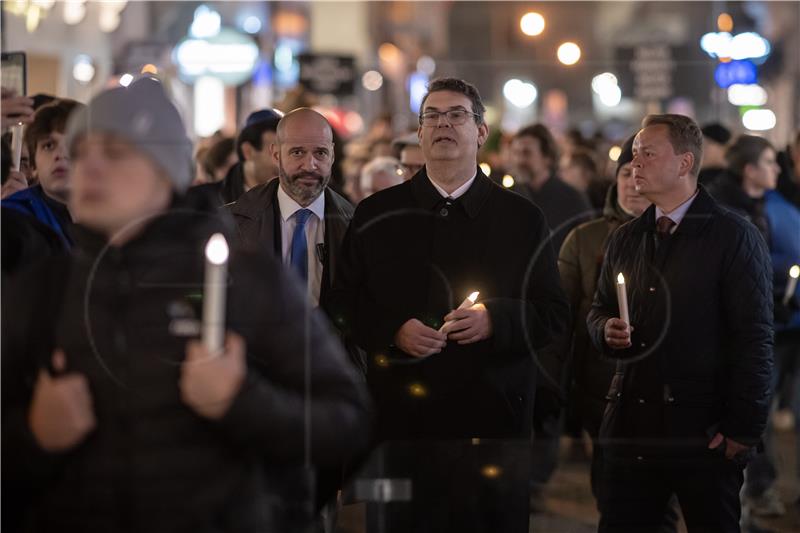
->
[1, 73, 799, 533]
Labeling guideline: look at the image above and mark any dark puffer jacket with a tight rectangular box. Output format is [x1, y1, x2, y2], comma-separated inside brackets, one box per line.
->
[586, 186, 774, 460]
[2, 199, 370, 532]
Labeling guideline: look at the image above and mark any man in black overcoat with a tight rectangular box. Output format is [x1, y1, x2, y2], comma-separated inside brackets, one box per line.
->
[329, 77, 569, 533]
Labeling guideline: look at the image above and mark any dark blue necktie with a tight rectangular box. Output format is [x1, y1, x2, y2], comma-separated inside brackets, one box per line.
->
[290, 209, 313, 281]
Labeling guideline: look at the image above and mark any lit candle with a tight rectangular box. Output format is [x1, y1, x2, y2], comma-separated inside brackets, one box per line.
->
[783, 265, 800, 306]
[440, 291, 480, 332]
[616, 273, 630, 325]
[203, 233, 229, 354]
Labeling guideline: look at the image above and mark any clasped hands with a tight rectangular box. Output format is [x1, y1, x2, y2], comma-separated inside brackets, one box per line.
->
[394, 303, 492, 359]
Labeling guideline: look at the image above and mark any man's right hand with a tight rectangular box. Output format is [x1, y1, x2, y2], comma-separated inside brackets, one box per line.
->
[604, 318, 633, 349]
[394, 319, 447, 358]
[29, 350, 96, 452]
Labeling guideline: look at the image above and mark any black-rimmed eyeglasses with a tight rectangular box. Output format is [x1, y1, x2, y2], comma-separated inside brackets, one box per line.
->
[419, 109, 480, 126]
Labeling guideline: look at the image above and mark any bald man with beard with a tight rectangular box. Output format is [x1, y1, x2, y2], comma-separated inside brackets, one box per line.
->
[230, 108, 355, 310]
[228, 109, 362, 530]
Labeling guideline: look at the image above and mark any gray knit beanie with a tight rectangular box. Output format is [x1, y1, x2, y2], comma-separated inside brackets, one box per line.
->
[66, 77, 193, 193]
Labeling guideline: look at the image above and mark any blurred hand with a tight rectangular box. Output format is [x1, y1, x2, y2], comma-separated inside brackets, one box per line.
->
[708, 432, 750, 461]
[394, 319, 447, 358]
[180, 332, 246, 419]
[1, 169, 28, 199]
[1, 88, 34, 130]
[441, 303, 493, 344]
[604, 318, 633, 349]
[29, 349, 96, 452]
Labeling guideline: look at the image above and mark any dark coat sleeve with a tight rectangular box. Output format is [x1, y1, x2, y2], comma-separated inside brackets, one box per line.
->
[325, 206, 410, 354]
[214, 252, 371, 467]
[1, 261, 72, 530]
[484, 207, 570, 356]
[718, 222, 774, 446]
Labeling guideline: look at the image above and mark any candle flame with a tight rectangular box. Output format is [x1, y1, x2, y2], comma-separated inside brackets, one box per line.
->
[468, 291, 480, 303]
[205, 233, 229, 265]
[791, 265, 800, 279]
[617, 273, 625, 284]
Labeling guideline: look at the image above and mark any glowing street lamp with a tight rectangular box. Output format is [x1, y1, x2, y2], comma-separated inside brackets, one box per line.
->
[557, 42, 581, 66]
[520, 12, 545, 36]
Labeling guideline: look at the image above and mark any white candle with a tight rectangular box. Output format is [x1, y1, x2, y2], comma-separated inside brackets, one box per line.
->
[10, 123, 24, 171]
[616, 273, 630, 325]
[440, 291, 480, 332]
[783, 265, 800, 306]
[203, 233, 229, 354]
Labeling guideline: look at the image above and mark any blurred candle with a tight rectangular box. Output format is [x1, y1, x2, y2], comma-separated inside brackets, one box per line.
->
[616, 273, 630, 325]
[203, 233, 228, 353]
[783, 265, 800, 306]
[10, 123, 24, 171]
[440, 291, 480, 332]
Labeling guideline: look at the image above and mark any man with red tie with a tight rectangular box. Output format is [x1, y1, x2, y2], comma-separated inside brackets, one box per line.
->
[587, 114, 774, 532]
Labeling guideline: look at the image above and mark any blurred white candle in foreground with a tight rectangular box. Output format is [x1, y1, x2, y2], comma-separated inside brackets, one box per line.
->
[783, 265, 800, 306]
[616, 273, 630, 325]
[440, 291, 480, 332]
[203, 233, 228, 353]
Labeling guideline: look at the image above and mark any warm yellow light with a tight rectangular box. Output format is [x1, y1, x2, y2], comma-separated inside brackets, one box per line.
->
[479, 162, 492, 176]
[467, 291, 480, 304]
[790, 265, 800, 279]
[141, 64, 158, 74]
[374, 354, 390, 367]
[481, 465, 502, 478]
[617, 273, 625, 284]
[502, 175, 515, 188]
[557, 42, 581, 66]
[378, 42, 402, 64]
[408, 382, 428, 398]
[717, 13, 733, 32]
[609, 146, 622, 162]
[520, 12, 545, 37]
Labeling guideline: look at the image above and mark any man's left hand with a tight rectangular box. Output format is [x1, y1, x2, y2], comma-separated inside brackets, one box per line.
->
[441, 303, 492, 344]
[708, 432, 750, 461]
[180, 332, 246, 420]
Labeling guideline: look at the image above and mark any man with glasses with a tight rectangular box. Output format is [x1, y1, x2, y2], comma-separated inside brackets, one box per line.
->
[330, 78, 569, 532]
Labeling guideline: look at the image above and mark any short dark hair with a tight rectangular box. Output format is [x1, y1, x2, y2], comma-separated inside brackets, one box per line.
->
[420, 77, 485, 125]
[204, 137, 235, 177]
[25, 99, 83, 169]
[236, 120, 279, 162]
[514, 123, 560, 174]
[642, 114, 704, 177]
[725, 135, 774, 178]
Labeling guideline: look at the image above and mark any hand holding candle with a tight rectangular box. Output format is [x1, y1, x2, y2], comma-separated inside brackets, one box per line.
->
[203, 233, 229, 354]
[783, 265, 800, 307]
[439, 291, 480, 333]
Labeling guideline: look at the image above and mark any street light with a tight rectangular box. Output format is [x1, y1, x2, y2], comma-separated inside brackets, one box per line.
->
[557, 42, 581, 65]
[520, 12, 545, 37]
[503, 79, 538, 108]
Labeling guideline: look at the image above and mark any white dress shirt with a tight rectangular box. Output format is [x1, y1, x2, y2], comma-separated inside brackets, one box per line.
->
[277, 184, 325, 306]
[655, 189, 699, 234]
[428, 172, 477, 199]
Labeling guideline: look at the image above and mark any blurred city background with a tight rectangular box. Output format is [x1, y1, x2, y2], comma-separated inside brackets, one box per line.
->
[3, 1, 798, 146]
[3, 2, 800, 532]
